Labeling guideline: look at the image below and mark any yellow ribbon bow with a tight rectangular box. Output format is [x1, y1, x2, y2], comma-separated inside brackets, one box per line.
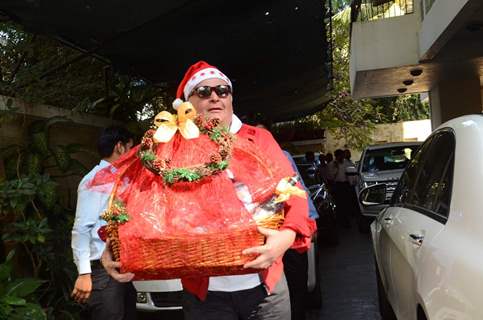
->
[273, 176, 307, 204]
[153, 101, 200, 143]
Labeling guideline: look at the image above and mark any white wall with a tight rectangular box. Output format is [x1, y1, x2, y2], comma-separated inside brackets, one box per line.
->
[350, 3, 422, 91]
[419, 0, 470, 58]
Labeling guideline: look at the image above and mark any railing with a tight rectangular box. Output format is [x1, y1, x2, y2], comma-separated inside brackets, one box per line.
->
[351, 0, 414, 23]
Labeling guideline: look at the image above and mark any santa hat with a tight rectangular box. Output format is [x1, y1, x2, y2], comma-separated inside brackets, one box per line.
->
[176, 60, 232, 101]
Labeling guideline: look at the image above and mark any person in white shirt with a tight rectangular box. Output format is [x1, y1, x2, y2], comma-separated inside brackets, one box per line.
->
[329, 149, 354, 228]
[71, 126, 135, 320]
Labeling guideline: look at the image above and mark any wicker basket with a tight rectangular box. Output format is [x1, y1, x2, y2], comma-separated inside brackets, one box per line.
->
[106, 212, 283, 280]
[103, 175, 285, 280]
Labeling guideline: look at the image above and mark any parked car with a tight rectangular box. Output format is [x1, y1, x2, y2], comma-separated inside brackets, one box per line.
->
[134, 279, 183, 312]
[356, 142, 421, 218]
[360, 114, 483, 320]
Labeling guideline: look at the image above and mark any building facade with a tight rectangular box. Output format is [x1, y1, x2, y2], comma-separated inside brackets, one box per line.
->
[350, 0, 483, 128]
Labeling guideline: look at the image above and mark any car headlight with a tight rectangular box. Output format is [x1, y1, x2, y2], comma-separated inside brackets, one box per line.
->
[137, 292, 148, 304]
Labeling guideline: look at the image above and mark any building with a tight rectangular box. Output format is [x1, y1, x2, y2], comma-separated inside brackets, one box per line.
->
[350, 0, 483, 129]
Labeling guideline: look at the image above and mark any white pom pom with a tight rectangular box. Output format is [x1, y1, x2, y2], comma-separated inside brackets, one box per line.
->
[172, 98, 184, 110]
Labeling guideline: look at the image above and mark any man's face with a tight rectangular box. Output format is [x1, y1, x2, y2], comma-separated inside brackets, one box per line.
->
[188, 78, 234, 128]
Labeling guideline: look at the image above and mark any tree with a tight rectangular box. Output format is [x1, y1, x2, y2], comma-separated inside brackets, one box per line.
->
[0, 21, 169, 124]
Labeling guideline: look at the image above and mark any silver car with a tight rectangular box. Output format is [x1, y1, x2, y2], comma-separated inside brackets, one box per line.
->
[356, 142, 421, 218]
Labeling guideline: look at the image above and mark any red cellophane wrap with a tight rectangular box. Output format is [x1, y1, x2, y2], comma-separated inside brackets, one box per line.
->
[89, 130, 286, 280]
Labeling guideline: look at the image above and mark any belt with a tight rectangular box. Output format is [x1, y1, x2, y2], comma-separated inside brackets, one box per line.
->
[90, 259, 103, 270]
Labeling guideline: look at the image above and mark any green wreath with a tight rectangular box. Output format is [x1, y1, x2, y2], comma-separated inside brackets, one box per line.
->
[138, 117, 234, 184]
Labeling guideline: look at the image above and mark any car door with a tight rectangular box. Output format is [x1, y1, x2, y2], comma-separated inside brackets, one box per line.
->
[385, 130, 455, 320]
[375, 138, 432, 308]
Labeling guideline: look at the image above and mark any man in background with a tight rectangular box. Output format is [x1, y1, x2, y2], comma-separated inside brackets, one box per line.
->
[71, 126, 136, 320]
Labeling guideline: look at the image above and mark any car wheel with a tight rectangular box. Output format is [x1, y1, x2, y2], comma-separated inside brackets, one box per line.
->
[306, 239, 322, 309]
[375, 261, 396, 320]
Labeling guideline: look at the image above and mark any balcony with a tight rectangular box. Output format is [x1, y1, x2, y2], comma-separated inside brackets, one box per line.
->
[349, 0, 423, 98]
[351, 0, 415, 23]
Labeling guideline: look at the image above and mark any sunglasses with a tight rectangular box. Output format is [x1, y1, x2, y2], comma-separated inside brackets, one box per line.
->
[189, 85, 232, 99]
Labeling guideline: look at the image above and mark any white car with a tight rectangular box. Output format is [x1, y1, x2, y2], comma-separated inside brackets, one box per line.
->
[360, 114, 483, 319]
[134, 279, 183, 311]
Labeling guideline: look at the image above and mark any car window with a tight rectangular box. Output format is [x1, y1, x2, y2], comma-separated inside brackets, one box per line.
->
[394, 130, 455, 222]
[432, 150, 454, 217]
[361, 145, 419, 172]
[412, 131, 454, 218]
[392, 139, 432, 205]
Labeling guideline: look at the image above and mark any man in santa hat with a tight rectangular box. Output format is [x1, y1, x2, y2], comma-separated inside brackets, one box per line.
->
[102, 61, 316, 320]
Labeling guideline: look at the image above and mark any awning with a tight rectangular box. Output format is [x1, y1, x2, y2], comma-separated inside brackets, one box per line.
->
[1, 0, 330, 121]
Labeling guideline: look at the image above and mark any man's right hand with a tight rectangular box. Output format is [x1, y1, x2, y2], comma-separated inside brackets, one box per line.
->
[71, 274, 92, 304]
[101, 239, 135, 283]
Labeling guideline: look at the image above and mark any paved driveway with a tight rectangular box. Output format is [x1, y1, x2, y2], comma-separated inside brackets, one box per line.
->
[308, 226, 381, 320]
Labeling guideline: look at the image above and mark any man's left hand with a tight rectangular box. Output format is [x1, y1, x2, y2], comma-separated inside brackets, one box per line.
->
[242, 227, 296, 269]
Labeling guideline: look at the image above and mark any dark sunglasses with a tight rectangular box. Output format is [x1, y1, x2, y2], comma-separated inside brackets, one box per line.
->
[189, 85, 232, 99]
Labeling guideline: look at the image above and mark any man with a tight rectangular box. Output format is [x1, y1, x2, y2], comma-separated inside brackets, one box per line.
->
[102, 61, 316, 320]
[327, 149, 353, 227]
[282, 150, 319, 320]
[71, 126, 136, 320]
[254, 122, 318, 320]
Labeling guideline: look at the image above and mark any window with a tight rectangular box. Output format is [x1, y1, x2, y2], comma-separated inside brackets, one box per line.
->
[394, 130, 455, 222]
[392, 139, 432, 205]
[412, 131, 454, 218]
[361, 145, 420, 173]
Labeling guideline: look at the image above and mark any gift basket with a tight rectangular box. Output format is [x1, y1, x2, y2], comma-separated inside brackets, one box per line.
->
[92, 102, 306, 280]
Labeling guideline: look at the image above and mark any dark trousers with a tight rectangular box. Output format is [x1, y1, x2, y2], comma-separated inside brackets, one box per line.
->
[183, 274, 291, 320]
[80, 265, 137, 320]
[283, 249, 308, 320]
[333, 182, 354, 227]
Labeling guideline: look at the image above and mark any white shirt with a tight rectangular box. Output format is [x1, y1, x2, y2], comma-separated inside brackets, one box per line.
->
[208, 114, 261, 292]
[329, 159, 353, 182]
[71, 160, 111, 274]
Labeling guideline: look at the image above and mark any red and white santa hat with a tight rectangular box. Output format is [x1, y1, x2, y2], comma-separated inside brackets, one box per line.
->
[176, 60, 232, 102]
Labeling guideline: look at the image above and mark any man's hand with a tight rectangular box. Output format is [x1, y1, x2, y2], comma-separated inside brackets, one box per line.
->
[71, 274, 92, 304]
[242, 227, 296, 269]
[101, 239, 135, 282]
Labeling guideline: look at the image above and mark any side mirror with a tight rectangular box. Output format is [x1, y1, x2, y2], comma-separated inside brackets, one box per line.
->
[359, 184, 387, 207]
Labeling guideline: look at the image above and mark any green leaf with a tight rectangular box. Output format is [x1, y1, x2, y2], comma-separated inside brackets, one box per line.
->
[141, 151, 156, 162]
[2, 296, 26, 306]
[114, 214, 129, 223]
[0, 264, 12, 282]
[36, 234, 45, 243]
[6, 278, 44, 298]
[11, 303, 46, 320]
[5, 250, 15, 263]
